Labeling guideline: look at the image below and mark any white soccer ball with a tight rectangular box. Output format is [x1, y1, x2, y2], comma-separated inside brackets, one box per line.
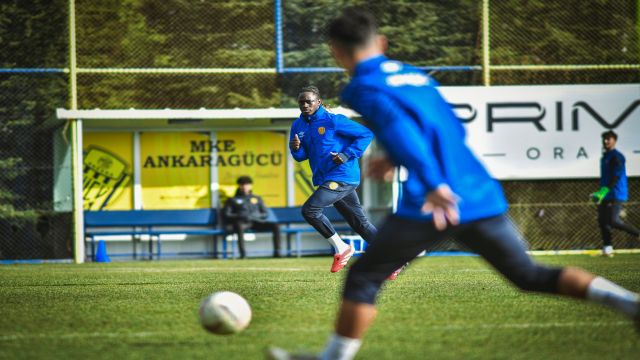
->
[199, 291, 252, 335]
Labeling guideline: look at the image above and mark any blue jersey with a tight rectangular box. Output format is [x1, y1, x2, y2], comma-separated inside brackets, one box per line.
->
[341, 55, 507, 223]
[600, 149, 628, 201]
[290, 105, 373, 186]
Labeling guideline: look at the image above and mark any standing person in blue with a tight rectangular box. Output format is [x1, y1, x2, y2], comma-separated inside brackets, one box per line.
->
[268, 8, 639, 360]
[290, 85, 380, 274]
[591, 130, 639, 257]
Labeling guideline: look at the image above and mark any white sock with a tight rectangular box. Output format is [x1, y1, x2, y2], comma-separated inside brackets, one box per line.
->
[586, 277, 639, 318]
[327, 233, 349, 254]
[320, 333, 362, 360]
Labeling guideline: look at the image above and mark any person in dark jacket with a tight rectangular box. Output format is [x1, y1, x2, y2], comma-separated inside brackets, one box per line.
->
[223, 176, 281, 259]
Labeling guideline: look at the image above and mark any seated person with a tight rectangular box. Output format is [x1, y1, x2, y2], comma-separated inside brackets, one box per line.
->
[223, 176, 281, 259]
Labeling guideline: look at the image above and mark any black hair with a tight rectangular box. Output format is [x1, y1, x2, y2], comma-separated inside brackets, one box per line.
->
[299, 85, 321, 99]
[236, 175, 253, 185]
[601, 130, 618, 140]
[327, 8, 378, 50]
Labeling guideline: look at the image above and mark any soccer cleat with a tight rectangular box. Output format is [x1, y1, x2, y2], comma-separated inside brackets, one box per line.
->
[387, 264, 407, 281]
[602, 246, 614, 258]
[266, 347, 319, 360]
[330, 246, 354, 273]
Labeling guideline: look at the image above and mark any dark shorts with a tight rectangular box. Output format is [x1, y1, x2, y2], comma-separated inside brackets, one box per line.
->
[343, 214, 562, 304]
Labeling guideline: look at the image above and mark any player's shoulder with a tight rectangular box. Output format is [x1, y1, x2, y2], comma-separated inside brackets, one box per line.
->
[325, 110, 349, 122]
[613, 149, 626, 161]
[291, 116, 304, 127]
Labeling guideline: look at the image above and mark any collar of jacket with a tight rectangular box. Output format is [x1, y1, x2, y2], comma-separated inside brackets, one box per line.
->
[353, 54, 388, 77]
[302, 105, 327, 123]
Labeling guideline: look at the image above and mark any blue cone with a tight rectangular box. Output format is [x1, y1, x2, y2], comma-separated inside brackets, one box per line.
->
[95, 240, 111, 263]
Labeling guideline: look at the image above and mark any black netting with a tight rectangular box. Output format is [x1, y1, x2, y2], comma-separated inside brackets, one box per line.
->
[416, 179, 640, 253]
[77, 73, 279, 109]
[76, 0, 275, 68]
[0, 74, 72, 260]
[491, 1, 638, 66]
[504, 179, 640, 250]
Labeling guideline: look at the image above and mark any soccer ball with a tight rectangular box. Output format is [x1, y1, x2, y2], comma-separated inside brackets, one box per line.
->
[199, 291, 252, 335]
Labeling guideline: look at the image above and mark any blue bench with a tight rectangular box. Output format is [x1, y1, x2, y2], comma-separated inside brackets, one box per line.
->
[84, 207, 354, 260]
[84, 209, 223, 260]
[270, 206, 352, 258]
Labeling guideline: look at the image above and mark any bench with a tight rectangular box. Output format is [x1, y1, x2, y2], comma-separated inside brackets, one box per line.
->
[84, 209, 224, 260]
[84, 207, 354, 260]
[269, 206, 353, 258]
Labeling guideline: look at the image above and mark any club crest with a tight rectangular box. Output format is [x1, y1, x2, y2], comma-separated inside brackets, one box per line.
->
[317, 127, 326, 135]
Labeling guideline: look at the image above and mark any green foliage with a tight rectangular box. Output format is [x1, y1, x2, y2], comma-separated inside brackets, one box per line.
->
[1, 256, 640, 359]
[76, 0, 277, 108]
[0, 0, 68, 224]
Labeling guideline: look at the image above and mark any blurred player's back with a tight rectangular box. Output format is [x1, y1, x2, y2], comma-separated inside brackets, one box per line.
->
[342, 56, 507, 223]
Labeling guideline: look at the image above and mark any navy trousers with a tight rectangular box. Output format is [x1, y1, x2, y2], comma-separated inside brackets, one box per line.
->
[597, 200, 639, 247]
[344, 214, 563, 304]
[301, 181, 377, 244]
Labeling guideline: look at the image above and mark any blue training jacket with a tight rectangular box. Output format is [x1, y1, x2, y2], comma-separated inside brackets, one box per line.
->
[290, 105, 373, 186]
[341, 55, 507, 223]
[600, 149, 628, 201]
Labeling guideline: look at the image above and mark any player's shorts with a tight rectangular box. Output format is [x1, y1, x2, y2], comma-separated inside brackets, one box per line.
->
[343, 214, 563, 304]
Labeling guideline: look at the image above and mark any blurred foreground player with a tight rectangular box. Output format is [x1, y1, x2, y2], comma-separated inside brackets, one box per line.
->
[269, 8, 640, 360]
[591, 130, 639, 257]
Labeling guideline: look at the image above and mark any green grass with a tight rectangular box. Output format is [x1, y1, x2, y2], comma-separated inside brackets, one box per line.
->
[1, 255, 639, 359]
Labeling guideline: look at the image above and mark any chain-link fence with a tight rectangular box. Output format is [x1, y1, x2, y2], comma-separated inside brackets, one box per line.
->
[0, 0, 638, 260]
[505, 180, 640, 251]
[0, 0, 72, 261]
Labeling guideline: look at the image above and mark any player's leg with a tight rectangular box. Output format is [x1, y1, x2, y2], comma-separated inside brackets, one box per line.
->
[321, 216, 446, 360]
[333, 189, 406, 279]
[598, 201, 615, 256]
[301, 182, 358, 270]
[608, 201, 640, 237]
[457, 214, 639, 320]
[231, 220, 249, 259]
[333, 188, 377, 243]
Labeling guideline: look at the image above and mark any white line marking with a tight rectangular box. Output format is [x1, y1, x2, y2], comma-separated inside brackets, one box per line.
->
[0, 266, 312, 274]
[1, 321, 631, 342]
[428, 321, 630, 331]
[0, 331, 164, 342]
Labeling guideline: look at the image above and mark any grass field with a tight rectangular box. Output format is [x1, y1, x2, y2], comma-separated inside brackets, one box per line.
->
[1, 255, 640, 359]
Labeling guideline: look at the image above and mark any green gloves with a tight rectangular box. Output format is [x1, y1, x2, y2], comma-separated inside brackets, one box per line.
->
[590, 186, 610, 204]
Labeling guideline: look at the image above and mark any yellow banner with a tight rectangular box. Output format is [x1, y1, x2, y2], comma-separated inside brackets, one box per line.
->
[216, 131, 287, 207]
[293, 161, 314, 205]
[83, 132, 133, 210]
[141, 132, 211, 209]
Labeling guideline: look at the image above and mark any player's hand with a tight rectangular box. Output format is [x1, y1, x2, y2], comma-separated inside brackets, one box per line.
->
[590, 186, 610, 205]
[330, 152, 348, 164]
[422, 184, 460, 231]
[366, 156, 395, 182]
[290, 134, 301, 151]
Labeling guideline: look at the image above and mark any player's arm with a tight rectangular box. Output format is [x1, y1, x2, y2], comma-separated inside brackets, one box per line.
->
[333, 115, 374, 161]
[289, 125, 308, 162]
[607, 155, 624, 188]
[351, 87, 446, 192]
[591, 155, 624, 203]
[257, 196, 269, 220]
